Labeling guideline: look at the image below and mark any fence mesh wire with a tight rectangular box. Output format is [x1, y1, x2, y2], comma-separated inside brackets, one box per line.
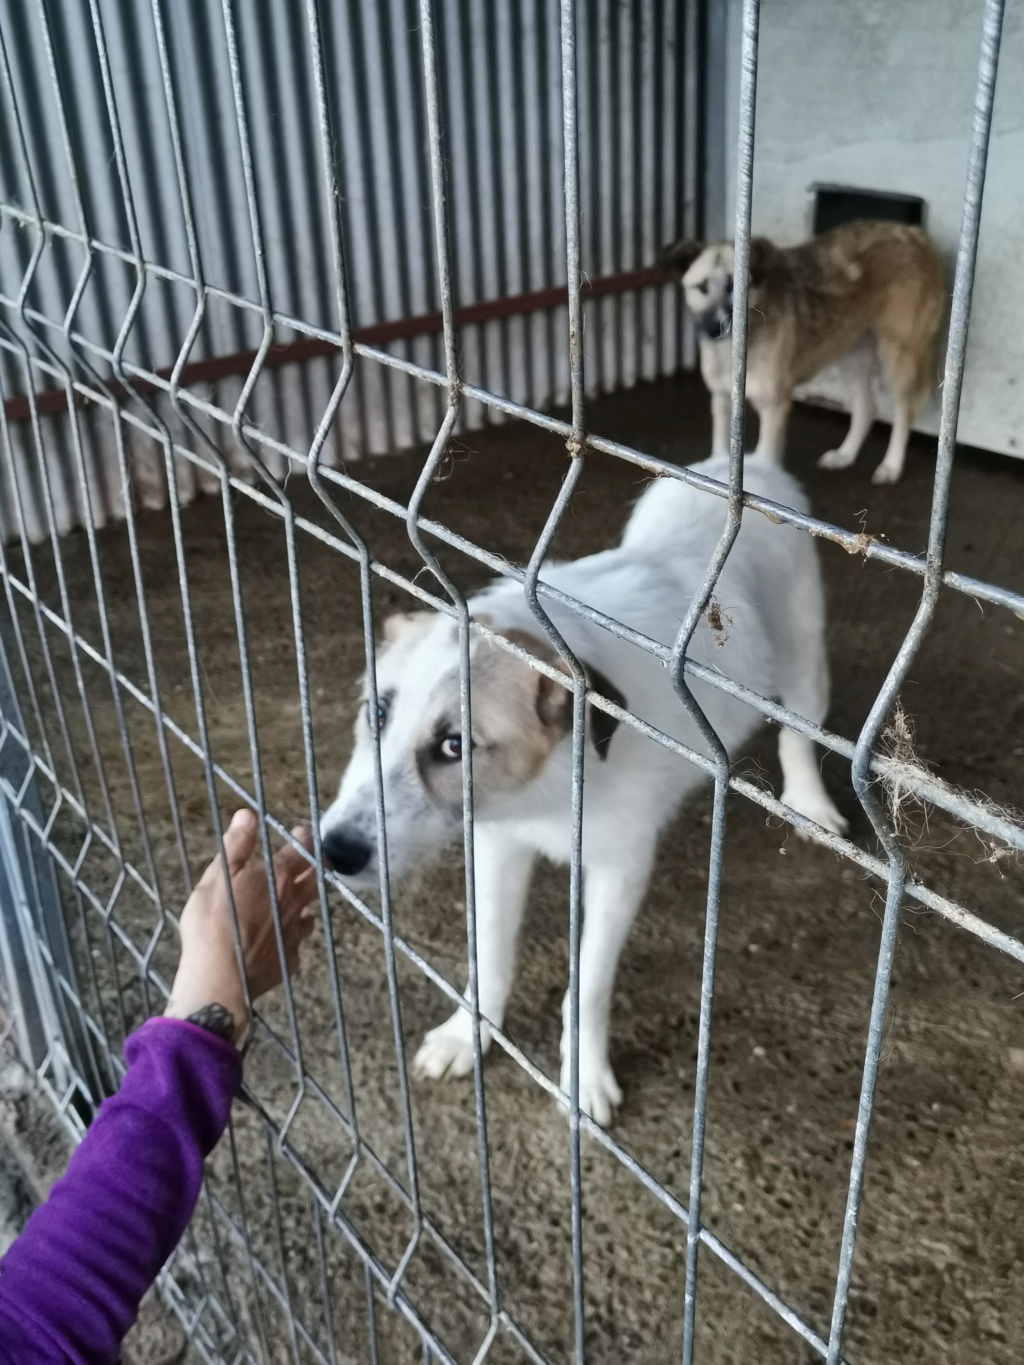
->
[0, 0, 1022, 1362]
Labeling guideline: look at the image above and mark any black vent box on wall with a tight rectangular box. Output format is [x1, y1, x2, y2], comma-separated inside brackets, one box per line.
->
[811, 185, 927, 235]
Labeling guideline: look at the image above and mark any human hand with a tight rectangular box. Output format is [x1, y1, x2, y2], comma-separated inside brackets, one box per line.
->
[164, 809, 319, 1044]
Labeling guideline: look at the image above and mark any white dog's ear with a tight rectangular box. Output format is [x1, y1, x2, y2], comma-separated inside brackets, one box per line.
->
[381, 610, 435, 643]
[585, 664, 626, 759]
[536, 660, 626, 760]
[659, 236, 705, 278]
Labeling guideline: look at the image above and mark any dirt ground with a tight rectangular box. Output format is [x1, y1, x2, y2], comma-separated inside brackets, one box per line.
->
[4, 370, 1024, 1364]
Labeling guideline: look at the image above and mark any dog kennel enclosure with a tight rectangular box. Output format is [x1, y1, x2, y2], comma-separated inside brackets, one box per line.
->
[0, 0, 1022, 1362]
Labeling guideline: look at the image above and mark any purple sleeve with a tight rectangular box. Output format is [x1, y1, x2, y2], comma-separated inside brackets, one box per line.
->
[0, 1017, 241, 1365]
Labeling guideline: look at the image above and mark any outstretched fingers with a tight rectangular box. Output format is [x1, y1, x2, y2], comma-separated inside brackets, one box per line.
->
[275, 826, 316, 897]
[196, 808, 259, 893]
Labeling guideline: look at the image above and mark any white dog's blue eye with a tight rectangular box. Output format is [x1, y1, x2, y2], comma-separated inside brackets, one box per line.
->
[437, 735, 462, 762]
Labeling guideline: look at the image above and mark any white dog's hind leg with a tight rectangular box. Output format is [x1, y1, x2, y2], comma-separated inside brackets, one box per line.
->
[778, 729, 847, 836]
[776, 573, 848, 838]
[414, 830, 534, 1082]
[560, 848, 654, 1126]
[819, 344, 876, 470]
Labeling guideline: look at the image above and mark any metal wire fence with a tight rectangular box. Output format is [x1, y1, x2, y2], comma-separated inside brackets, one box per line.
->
[0, 0, 699, 543]
[0, 0, 1021, 1361]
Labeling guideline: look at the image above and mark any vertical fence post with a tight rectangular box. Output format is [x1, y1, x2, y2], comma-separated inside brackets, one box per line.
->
[0, 643, 98, 1104]
[825, 3, 1005, 1360]
[675, 3, 759, 1360]
[518, 1, 590, 1359]
[403, 0, 501, 1351]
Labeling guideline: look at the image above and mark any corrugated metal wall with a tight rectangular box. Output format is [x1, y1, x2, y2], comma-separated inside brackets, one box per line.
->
[0, 0, 705, 546]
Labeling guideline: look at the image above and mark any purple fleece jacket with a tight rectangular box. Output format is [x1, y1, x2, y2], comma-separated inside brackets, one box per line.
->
[0, 1018, 242, 1364]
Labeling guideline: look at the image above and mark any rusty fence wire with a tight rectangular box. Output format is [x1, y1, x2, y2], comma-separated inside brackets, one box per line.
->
[0, 0, 1021, 1362]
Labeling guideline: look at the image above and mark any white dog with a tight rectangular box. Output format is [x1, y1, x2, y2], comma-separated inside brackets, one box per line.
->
[321, 455, 846, 1124]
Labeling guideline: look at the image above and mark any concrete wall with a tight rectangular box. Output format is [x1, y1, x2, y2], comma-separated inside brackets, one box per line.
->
[719, 0, 1024, 459]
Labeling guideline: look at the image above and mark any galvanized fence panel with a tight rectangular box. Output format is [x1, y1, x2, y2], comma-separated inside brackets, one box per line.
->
[0, 0, 695, 545]
[0, 0, 1021, 1362]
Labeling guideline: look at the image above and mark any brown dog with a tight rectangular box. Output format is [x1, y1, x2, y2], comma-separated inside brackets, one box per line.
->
[661, 221, 945, 483]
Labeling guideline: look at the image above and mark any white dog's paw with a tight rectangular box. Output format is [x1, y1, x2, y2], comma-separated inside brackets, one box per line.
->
[413, 1012, 491, 1082]
[871, 460, 902, 485]
[559, 1051, 623, 1127]
[782, 786, 849, 839]
[818, 448, 857, 471]
[559, 1028, 623, 1127]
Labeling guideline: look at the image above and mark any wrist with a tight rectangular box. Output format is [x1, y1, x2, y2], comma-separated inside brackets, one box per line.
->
[165, 973, 248, 1045]
[179, 1003, 241, 1044]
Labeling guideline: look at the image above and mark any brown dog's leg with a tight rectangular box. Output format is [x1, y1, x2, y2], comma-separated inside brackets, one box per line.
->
[819, 340, 877, 471]
[873, 338, 924, 484]
[711, 390, 731, 456]
[753, 397, 791, 464]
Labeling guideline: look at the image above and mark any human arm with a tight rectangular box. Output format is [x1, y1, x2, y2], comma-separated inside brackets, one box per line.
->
[0, 810, 317, 1364]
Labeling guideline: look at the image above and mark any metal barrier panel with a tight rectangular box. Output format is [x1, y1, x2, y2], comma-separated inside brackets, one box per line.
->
[0, 0, 1020, 1362]
[0, 0, 699, 544]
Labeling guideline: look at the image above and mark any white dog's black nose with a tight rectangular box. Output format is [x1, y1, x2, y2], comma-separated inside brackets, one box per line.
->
[322, 826, 372, 877]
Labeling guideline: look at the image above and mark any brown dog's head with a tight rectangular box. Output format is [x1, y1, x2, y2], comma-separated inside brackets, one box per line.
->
[660, 236, 780, 339]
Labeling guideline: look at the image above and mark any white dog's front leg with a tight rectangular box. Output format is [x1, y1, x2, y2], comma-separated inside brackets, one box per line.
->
[560, 852, 653, 1126]
[413, 829, 534, 1082]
